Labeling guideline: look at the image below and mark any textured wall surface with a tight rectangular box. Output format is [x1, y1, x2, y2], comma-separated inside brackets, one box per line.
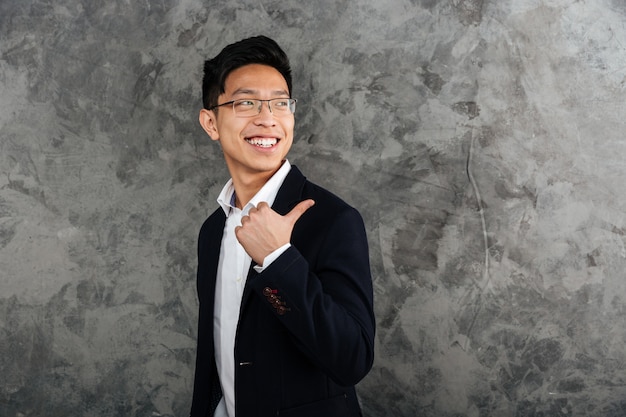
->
[2, 0, 626, 416]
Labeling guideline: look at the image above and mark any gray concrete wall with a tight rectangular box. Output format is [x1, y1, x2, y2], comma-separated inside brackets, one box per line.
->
[1, 0, 625, 416]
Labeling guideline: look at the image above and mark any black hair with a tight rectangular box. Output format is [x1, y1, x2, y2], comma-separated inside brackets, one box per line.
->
[201, 35, 292, 110]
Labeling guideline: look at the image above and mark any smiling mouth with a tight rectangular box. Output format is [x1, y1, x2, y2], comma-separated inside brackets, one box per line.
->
[246, 137, 279, 148]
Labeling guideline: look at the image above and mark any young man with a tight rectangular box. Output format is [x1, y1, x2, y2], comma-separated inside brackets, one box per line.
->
[190, 35, 375, 417]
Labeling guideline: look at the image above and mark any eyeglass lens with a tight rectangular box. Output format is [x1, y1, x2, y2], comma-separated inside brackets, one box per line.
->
[232, 99, 296, 116]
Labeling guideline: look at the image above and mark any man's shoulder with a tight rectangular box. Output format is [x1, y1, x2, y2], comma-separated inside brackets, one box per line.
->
[288, 165, 353, 207]
[299, 178, 365, 230]
[301, 178, 352, 210]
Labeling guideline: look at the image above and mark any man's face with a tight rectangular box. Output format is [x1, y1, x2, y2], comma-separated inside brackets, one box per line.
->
[200, 64, 294, 180]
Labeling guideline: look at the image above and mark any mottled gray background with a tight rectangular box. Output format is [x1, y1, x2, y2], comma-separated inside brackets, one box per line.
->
[1, 0, 626, 416]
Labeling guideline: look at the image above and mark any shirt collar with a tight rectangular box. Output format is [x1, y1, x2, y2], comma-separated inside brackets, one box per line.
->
[217, 160, 292, 216]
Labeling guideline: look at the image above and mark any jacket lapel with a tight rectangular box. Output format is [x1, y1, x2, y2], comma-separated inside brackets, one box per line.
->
[270, 165, 307, 215]
[202, 211, 226, 308]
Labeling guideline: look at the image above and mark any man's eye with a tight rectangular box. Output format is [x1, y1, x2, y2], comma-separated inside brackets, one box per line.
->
[274, 100, 289, 107]
[235, 100, 255, 107]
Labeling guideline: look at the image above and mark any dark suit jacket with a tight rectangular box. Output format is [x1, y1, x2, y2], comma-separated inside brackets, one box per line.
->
[190, 165, 375, 417]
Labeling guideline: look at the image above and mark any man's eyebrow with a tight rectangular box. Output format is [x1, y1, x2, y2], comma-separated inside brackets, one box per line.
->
[231, 88, 290, 97]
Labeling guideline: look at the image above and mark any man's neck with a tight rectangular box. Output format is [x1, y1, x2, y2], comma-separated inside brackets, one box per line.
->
[230, 169, 279, 209]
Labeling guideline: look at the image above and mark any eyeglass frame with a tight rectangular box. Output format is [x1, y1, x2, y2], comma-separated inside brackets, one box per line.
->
[208, 98, 297, 117]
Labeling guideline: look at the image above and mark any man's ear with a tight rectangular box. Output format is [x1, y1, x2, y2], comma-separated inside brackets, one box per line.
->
[199, 109, 219, 141]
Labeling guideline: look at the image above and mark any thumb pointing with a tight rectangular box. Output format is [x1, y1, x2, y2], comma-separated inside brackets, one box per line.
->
[286, 199, 315, 224]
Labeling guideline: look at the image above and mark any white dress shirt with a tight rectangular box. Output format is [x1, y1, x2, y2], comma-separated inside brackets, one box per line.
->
[213, 160, 292, 417]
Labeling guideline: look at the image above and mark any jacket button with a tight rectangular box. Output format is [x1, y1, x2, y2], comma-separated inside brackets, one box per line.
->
[277, 306, 287, 315]
[263, 287, 277, 296]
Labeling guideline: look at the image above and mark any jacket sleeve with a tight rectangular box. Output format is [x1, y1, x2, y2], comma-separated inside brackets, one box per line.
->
[247, 205, 375, 386]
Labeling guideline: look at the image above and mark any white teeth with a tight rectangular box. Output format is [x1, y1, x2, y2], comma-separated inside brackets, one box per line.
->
[246, 137, 277, 147]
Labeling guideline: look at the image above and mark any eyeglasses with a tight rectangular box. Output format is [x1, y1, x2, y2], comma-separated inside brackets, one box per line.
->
[209, 98, 297, 117]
